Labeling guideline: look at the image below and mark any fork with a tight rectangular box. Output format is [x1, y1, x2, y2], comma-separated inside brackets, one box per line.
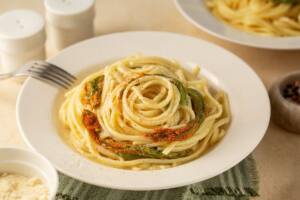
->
[0, 60, 77, 89]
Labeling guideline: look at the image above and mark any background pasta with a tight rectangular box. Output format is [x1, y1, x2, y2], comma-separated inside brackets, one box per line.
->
[59, 55, 231, 170]
[206, 0, 300, 36]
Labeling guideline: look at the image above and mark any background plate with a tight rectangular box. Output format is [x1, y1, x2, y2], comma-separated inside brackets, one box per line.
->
[175, 0, 300, 50]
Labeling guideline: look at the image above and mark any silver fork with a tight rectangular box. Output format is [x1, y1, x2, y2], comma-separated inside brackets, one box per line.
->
[0, 60, 77, 89]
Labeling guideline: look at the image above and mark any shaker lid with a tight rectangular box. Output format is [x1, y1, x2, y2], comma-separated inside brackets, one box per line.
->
[0, 10, 45, 53]
[44, 0, 95, 28]
[45, 0, 94, 16]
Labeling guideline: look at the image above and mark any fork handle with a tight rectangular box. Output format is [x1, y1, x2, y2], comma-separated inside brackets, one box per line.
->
[0, 73, 13, 80]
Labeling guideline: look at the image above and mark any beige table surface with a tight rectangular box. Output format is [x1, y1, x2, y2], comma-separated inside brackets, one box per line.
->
[0, 0, 300, 199]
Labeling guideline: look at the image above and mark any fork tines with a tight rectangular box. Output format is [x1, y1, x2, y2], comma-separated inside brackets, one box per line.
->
[27, 61, 77, 89]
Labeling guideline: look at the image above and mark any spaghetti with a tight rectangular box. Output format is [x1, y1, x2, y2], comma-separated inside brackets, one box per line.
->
[206, 0, 300, 36]
[59, 55, 231, 170]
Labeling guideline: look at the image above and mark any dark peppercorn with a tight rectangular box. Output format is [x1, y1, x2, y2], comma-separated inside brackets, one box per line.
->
[282, 80, 300, 105]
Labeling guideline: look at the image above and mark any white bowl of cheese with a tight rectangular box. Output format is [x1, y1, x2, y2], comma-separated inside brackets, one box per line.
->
[0, 148, 58, 200]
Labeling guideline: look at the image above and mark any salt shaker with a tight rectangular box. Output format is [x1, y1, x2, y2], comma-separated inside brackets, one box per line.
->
[0, 10, 46, 72]
[44, 0, 95, 54]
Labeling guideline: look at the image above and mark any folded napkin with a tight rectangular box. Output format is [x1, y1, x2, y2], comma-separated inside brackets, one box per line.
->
[56, 155, 258, 200]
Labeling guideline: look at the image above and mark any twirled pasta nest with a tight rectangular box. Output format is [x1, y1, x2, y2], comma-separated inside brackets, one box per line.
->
[59, 55, 230, 170]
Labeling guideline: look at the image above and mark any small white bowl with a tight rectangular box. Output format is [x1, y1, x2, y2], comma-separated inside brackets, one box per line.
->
[0, 148, 58, 200]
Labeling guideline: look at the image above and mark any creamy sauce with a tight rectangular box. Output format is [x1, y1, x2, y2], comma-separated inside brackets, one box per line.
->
[0, 173, 49, 200]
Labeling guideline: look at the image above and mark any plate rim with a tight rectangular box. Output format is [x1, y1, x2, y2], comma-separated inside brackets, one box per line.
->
[16, 31, 271, 190]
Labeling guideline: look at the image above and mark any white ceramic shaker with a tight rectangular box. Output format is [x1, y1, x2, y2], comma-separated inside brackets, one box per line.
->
[0, 10, 46, 72]
[44, 0, 95, 54]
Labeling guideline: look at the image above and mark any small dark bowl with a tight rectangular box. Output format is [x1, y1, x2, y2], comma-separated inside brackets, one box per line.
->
[269, 71, 300, 134]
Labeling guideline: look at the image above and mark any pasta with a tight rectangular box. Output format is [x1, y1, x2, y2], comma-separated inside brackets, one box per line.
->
[206, 0, 300, 36]
[59, 55, 231, 170]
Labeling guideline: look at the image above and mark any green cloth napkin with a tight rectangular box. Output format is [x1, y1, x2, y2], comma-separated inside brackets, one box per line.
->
[55, 155, 258, 200]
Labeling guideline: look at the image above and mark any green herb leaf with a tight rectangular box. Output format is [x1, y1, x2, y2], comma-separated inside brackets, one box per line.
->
[118, 153, 145, 160]
[174, 88, 205, 140]
[133, 146, 164, 159]
[82, 75, 104, 109]
[187, 88, 205, 123]
[90, 75, 104, 94]
[172, 79, 188, 105]
[273, 0, 299, 3]
[147, 74, 188, 105]
[118, 145, 191, 160]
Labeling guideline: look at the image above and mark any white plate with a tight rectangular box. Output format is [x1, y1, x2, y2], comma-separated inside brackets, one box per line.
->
[17, 31, 270, 190]
[175, 0, 300, 50]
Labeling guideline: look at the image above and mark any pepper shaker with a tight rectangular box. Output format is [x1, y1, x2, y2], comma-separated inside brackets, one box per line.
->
[44, 0, 95, 55]
[0, 10, 45, 72]
[269, 71, 300, 134]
